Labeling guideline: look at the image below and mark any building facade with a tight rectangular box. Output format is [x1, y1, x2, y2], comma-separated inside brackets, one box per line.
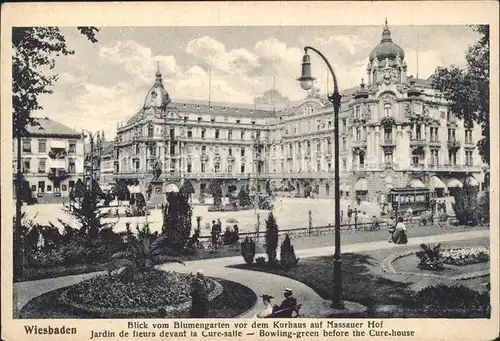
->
[13, 117, 85, 202]
[114, 22, 485, 204]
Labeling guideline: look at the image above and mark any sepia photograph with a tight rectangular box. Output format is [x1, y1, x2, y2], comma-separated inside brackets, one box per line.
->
[2, 2, 499, 340]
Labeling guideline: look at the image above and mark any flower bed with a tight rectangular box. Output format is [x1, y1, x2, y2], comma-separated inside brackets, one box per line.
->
[441, 247, 490, 266]
[59, 270, 223, 318]
[207, 205, 253, 212]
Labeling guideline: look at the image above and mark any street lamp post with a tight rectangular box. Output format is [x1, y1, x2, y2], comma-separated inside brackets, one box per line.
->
[297, 46, 344, 309]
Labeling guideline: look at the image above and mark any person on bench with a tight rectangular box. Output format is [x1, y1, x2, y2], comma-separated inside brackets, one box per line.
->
[273, 288, 297, 317]
[254, 294, 274, 318]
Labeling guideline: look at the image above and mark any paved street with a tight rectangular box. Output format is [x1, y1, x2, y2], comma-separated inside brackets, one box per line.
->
[20, 197, 381, 235]
[13, 229, 489, 318]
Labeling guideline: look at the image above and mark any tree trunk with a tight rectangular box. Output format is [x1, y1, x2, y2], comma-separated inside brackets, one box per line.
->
[14, 136, 23, 280]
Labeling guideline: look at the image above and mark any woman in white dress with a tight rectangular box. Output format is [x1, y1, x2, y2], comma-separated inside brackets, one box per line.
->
[254, 294, 274, 318]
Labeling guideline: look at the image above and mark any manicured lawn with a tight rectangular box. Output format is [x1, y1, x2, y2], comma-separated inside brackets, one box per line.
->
[18, 264, 108, 282]
[234, 253, 415, 317]
[232, 237, 491, 318]
[18, 277, 256, 319]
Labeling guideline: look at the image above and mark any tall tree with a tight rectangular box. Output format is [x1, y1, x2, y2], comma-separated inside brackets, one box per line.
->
[431, 25, 490, 165]
[12, 26, 99, 280]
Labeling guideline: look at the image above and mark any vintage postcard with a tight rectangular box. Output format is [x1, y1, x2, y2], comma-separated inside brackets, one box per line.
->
[1, 1, 499, 341]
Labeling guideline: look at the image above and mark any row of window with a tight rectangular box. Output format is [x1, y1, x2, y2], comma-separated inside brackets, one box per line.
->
[19, 158, 76, 173]
[21, 139, 77, 154]
[126, 159, 252, 174]
[28, 180, 75, 193]
[142, 125, 261, 141]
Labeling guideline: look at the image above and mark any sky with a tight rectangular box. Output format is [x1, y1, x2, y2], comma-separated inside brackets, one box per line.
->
[31, 24, 480, 139]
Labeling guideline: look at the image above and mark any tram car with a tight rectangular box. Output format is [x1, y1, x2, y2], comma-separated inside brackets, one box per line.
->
[388, 187, 432, 216]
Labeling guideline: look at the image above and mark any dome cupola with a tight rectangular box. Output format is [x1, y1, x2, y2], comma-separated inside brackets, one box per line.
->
[143, 63, 171, 109]
[369, 20, 405, 63]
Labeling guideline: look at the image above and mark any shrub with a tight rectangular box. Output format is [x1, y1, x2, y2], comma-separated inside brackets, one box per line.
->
[437, 212, 448, 223]
[238, 187, 252, 208]
[64, 191, 116, 239]
[452, 183, 480, 225]
[416, 243, 443, 270]
[108, 232, 184, 282]
[162, 192, 193, 250]
[112, 179, 130, 202]
[420, 211, 433, 226]
[241, 237, 256, 264]
[208, 179, 223, 207]
[255, 256, 266, 266]
[280, 234, 299, 269]
[478, 192, 490, 224]
[265, 212, 279, 263]
[413, 284, 490, 317]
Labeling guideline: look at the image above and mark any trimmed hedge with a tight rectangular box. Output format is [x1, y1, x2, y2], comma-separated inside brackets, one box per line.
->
[413, 284, 490, 318]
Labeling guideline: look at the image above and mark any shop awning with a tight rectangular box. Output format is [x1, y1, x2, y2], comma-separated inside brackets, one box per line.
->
[49, 159, 66, 168]
[50, 140, 66, 149]
[465, 176, 479, 186]
[429, 176, 447, 189]
[128, 185, 141, 194]
[409, 179, 426, 188]
[447, 178, 463, 188]
[355, 178, 368, 191]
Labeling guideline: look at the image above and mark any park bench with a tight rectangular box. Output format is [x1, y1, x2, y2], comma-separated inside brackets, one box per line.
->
[265, 304, 302, 318]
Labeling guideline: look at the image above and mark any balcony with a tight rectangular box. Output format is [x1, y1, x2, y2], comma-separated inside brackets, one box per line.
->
[410, 138, 427, 147]
[201, 152, 209, 162]
[354, 164, 367, 171]
[409, 163, 425, 170]
[434, 164, 482, 172]
[48, 148, 67, 159]
[428, 139, 441, 148]
[464, 140, 475, 148]
[381, 139, 396, 148]
[447, 117, 458, 126]
[260, 171, 333, 179]
[352, 139, 367, 148]
[187, 172, 239, 179]
[47, 168, 69, 180]
[227, 155, 235, 162]
[447, 140, 461, 149]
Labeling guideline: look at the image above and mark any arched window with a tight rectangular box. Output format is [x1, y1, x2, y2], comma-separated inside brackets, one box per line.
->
[148, 124, 154, 137]
[355, 106, 360, 119]
[384, 103, 392, 117]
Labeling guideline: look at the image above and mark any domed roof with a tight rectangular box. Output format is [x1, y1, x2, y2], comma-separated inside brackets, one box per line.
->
[369, 20, 405, 62]
[143, 65, 171, 109]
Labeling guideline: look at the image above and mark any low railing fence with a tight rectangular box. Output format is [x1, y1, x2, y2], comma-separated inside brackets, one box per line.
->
[195, 215, 458, 242]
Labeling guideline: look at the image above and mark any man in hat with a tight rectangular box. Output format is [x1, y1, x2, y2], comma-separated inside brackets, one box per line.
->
[274, 288, 297, 317]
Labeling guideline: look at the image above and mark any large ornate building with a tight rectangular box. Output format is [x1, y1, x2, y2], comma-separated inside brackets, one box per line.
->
[114, 22, 485, 204]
